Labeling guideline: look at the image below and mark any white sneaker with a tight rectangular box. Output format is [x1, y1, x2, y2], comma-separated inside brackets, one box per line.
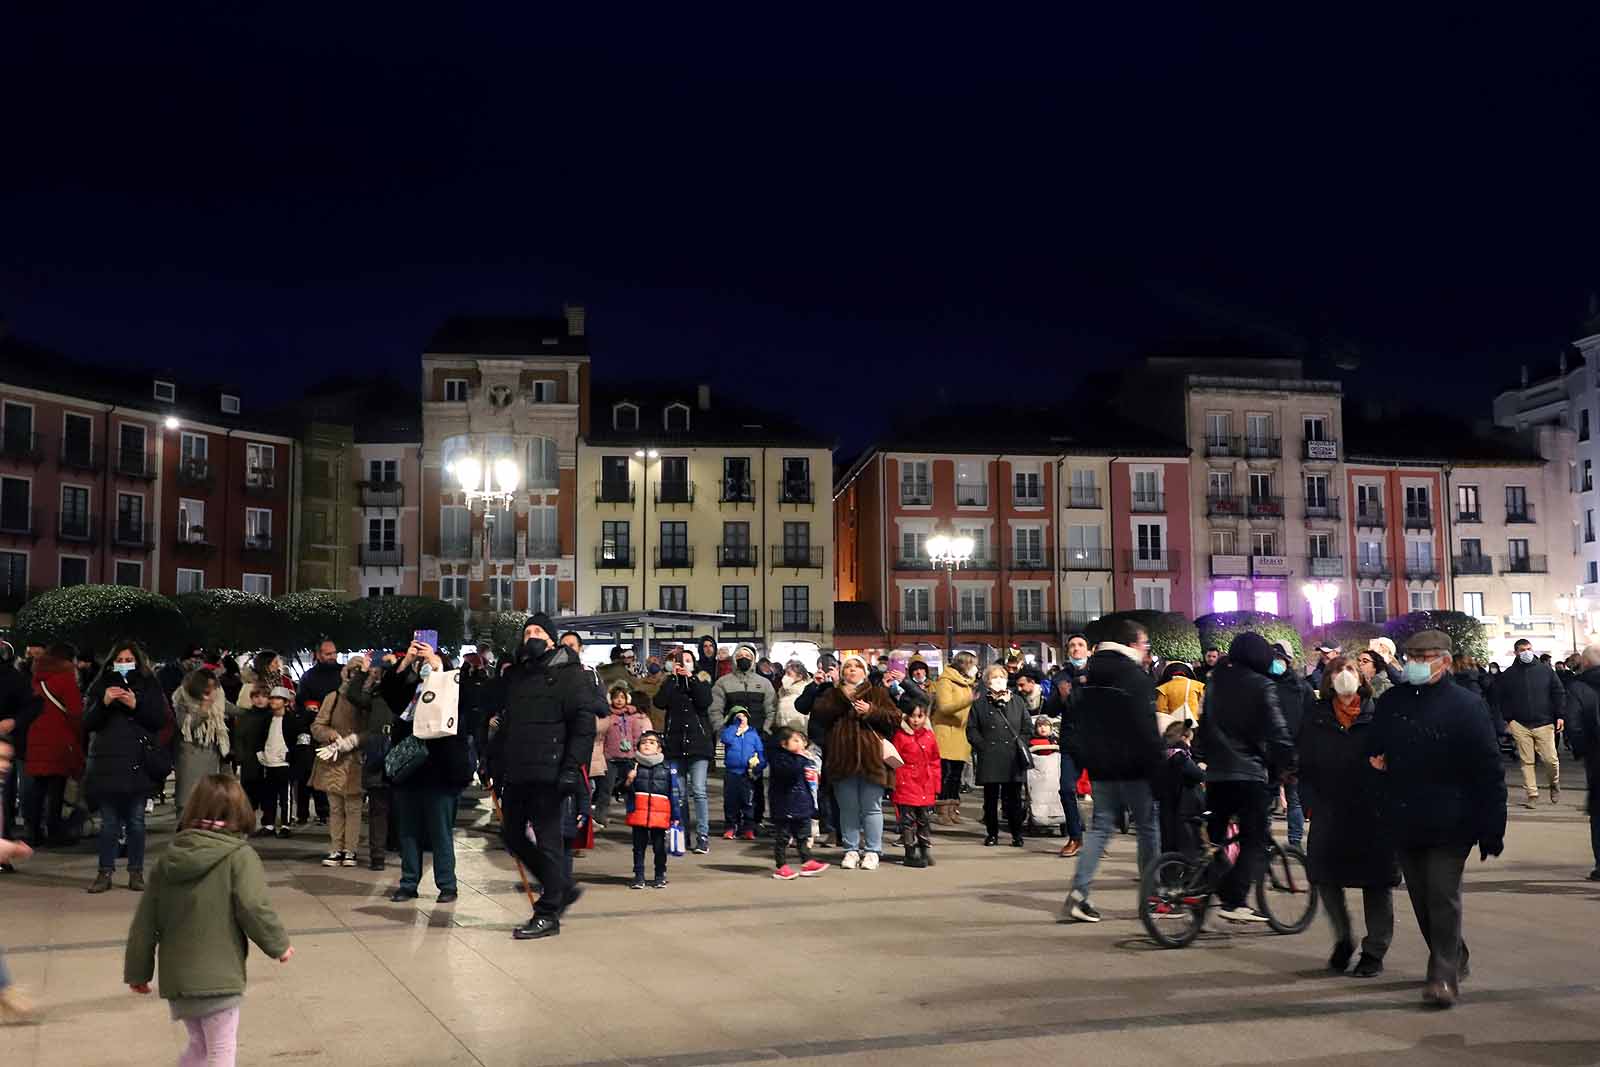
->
[841, 850, 861, 870]
[860, 851, 880, 871]
[321, 852, 342, 867]
[340, 853, 358, 868]
[1218, 905, 1271, 924]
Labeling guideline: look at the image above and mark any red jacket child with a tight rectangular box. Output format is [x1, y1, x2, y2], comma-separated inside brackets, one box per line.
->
[26, 656, 86, 779]
[890, 721, 941, 807]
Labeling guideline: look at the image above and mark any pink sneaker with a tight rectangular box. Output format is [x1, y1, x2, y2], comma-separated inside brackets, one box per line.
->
[773, 865, 800, 880]
[799, 860, 830, 877]
[740, 830, 757, 841]
[722, 829, 737, 840]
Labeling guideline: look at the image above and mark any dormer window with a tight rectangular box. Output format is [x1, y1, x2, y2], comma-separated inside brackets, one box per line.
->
[664, 403, 690, 432]
[153, 380, 176, 403]
[220, 394, 240, 415]
[613, 402, 639, 431]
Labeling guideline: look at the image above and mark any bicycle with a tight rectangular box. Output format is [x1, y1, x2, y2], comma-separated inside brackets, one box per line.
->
[1138, 821, 1318, 948]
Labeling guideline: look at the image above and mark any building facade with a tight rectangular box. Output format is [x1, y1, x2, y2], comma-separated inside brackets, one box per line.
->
[295, 422, 354, 594]
[1342, 460, 1447, 626]
[352, 425, 422, 598]
[576, 387, 833, 656]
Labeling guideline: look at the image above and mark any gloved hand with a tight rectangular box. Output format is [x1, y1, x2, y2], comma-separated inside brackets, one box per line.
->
[315, 744, 339, 762]
[1479, 838, 1503, 861]
[747, 754, 761, 771]
[557, 769, 584, 796]
[335, 733, 360, 753]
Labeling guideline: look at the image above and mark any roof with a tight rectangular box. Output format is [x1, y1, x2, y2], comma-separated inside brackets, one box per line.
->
[1344, 410, 1546, 466]
[585, 383, 833, 448]
[833, 601, 886, 638]
[425, 315, 587, 358]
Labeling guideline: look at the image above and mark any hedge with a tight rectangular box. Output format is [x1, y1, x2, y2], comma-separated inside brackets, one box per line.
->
[1383, 610, 1490, 663]
[1300, 621, 1384, 657]
[349, 596, 465, 654]
[1196, 611, 1303, 664]
[273, 591, 363, 659]
[14, 585, 189, 660]
[1085, 611, 1200, 664]
[174, 590, 286, 653]
[489, 611, 530, 657]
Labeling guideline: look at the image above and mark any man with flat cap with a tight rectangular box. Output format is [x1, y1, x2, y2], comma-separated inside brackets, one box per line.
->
[1366, 629, 1507, 1009]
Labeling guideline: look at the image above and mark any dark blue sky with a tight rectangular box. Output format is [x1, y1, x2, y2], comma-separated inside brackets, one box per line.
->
[4, 9, 1600, 453]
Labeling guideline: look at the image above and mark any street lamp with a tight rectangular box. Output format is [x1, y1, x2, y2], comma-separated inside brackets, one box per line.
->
[927, 530, 975, 661]
[1556, 589, 1588, 656]
[446, 447, 521, 509]
[1302, 581, 1339, 627]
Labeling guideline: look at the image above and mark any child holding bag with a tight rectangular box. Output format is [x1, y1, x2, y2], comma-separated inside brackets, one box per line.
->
[624, 732, 681, 889]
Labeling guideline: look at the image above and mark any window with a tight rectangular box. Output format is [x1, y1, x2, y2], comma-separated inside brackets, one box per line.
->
[1405, 539, 1434, 574]
[528, 575, 557, 614]
[0, 552, 24, 599]
[951, 524, 985, 565]
[440, 506, 471, 555]
[1068, 585, 1103, 620]
[901, 461, 931, 505]
[444, 378, 469, 402]
[1210, 529, 1236, 554]
[1410, 590, 1436, 611]
[1066, 524, 1101, 560]
[781, 458, 811, 501]
[1360, 588, 1387, 624]
[1588, 510, 1595, 543]
[1132, 470, 1159, 508]
[782, 586, 812, 628]
[180, 432, 207, 465]
[1405, 485, 1430, 519]
[723, 521, 752, 563]
[1211, 589, 1240, 613]
[1460, 537, 1483, 560]
[176, 568, 204, 594]
[0, 477, 29, 533]
[1506, 485, 1529, 518]
[723, 457, 753, 502]
[601, 586, 629, 613]
[901, 528, 927, 563]
[526, 437, 558, 489]
[60, 556, 87, 587]
[1356, 483, 1382, 519]
[612, 402, 638, 430]
[659, 456, 690, 502]
[1134, 522, 1163, 561]
[531, 379, 557, 403]
[1208, 470, 1232, 496]
[528, 505, 558, 555]
[1013, 526, 1044, 566]
[1015, 587, 1044, 623]
[153, 380, 175, 402]
[59, 486, 89, 539]
[601, 520, 631, 563]
[659, 521, 688, 565]
[1249, 472, 1271, 500]
[1358, 540, 1384, 569]
[1246, 413, 1272, 450]
[1511, 591, 1533, 618]
[1251, 531, 1277, 556]
[900, 586, 931, 629]
[246, 443, 274, 485]
[1253, 590, 1279, 614]
[1302, 415, 1326, 442]
[1013, 467, 1042, 506]
[957, 586, 987, 625]
[1, 403, 32, 450]
[659, 585, 687, 611]
[488, 506, 516, 557]
[369, 458, 398, 484]
[1205, 412, 1231, 447]
[440, 575, 468, 604]
[783, 521, 811, 565]
[62, 413, 92, 465]
[723, 585, 751, 627]
[221, 394, 240, 415]
[117, 492, 144, 539]
[241, 574, 271, 597]
[489, 576, 515, 610]
[1461, 592, 1485, 617]
[1069, 469, 1097, 507]
[600, 455, 631, 501]
[178, 498, 205, 542]
[367, 586, 397, 598]
[1305, 474, 1328, 509]
[1591, 561, 1599, 586]
[119, 423, 147, 469]
[368, 517, 397, 550]
[1308, 532, 1331, 558]
[1457, 484, 1480, 519]
[1507, 537, 1530, 564]
[663, 403, 690, 432]
[114, 561, 142, 588]
[956, 460, 987, 506]
[245, 508, 271, 548]
[1136, 583, 1168, 611]
[1586, 461, 1595, 493]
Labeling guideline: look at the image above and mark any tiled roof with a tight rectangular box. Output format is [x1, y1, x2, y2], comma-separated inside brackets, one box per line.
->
[426, 315, 586, 357]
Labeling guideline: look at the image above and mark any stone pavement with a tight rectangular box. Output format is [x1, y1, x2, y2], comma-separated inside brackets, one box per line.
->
[3, 763, 1598, 1067]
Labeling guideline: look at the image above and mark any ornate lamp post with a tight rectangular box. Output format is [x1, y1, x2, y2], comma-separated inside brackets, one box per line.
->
[926, 530, 975, 662]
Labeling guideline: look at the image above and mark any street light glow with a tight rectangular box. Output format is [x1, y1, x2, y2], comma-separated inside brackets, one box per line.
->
[164, 416, 180, 429]
[454, 456, 482, 493]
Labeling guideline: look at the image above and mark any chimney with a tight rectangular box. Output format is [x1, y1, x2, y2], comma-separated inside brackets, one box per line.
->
[1521, 364, 1529, 388]
[563, 303, 586, 337]
[1560, 350, 1569, 375]
[697, 383, 711, 412]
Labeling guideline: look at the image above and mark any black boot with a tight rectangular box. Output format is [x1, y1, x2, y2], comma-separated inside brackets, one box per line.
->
[920, 844, 935, 867]
[903, 846, 925, 869]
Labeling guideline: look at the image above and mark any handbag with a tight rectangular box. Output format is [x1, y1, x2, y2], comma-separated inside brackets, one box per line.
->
[667, 820, 686, 856]
[384, 734, 428, 784]
[137, 728, 174, 789]
[880, 735, 905, 769]
[411, 669, 460, 740]
[992, 696, 1036, 772]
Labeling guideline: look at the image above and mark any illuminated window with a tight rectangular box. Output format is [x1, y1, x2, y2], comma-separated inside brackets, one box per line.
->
[1212, 589, 1239, 613]
[1253, 590, 1280, 614]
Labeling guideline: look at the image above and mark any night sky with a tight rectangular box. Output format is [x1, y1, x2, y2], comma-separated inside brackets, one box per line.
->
[4, 9, 1600, 455]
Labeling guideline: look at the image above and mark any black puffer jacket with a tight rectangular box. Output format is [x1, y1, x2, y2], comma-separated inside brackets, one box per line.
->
[490, 647, 603, 788]
[1061, 646, 1161, 782]
[1562, 667, 1600, 759]
[1194, 634, 1294, 784]
[1490, 657, 1566, 729]
[655, 673, 715, 761]
[83, 670, 169, 799]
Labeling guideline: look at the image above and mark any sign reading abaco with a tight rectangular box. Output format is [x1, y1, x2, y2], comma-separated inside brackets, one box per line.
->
[1306, 440, 1338, 460]
[1251, 555, 1290, 577]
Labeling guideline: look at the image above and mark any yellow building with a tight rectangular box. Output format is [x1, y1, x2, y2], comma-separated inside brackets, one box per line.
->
[576, 385, 833, 658]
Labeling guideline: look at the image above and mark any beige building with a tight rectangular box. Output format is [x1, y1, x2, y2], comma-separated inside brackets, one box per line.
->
[576, 385, 833, 656]
[351, 422, 423, 597]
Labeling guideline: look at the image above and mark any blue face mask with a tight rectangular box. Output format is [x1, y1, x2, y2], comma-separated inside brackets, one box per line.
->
[418, 663, 432, 680]
[1069, 657, 1086, 669]
[1403, 660, 1434, 685]
[113, 662, 135, 677]
[1269, 660, 1286, 676]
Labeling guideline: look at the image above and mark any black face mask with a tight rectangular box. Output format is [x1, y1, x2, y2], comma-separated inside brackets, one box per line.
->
[735, 657, 752, 673]
[521, 637, 550, 661]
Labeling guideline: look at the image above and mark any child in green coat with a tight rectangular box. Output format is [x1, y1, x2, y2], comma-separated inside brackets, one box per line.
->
[125, 773, 293, 1066]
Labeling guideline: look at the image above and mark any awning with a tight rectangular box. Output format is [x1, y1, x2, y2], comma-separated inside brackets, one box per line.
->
[550, 610, 734, 639]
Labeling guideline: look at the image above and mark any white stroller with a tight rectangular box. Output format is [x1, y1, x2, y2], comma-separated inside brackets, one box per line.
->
[1025, 716, 1065, 832]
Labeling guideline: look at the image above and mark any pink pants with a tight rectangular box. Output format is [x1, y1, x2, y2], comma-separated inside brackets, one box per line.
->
[179, 1005, 240, 1067]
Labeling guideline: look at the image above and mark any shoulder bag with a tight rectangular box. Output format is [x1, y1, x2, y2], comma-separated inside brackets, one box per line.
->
[384, 734, 429, 784]
[38, 682, 85, 778]
[993, 696, 1036, 772]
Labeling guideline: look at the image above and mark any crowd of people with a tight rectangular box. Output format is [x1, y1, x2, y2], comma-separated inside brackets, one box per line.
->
[0, 613, 1597, 1054]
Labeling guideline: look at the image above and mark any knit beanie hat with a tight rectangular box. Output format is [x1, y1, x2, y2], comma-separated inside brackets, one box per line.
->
[526, 613, 556, 642]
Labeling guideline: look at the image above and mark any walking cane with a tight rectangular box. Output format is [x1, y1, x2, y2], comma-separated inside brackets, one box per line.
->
[492, 792, 539, 911]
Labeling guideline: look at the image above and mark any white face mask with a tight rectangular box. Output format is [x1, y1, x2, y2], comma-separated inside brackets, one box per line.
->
[987, 676, 1008, 693]
[964, 666, 978, 680]
[1517, 650, 1535, 664]
[1330, 670, 1359, 697]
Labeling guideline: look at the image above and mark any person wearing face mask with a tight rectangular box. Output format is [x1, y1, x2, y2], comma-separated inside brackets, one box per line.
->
[1297, 655, 1396, 978]
[929, 651, 979, 826]
[82, 641, 169, 893]
[967, 664, 1032, 847]
[1488, 638, 1566, 809]
[655, 649, 716, 854]
[807, 654, 902, 869]
[1366, 630, 1506, 1008]
[710, 645, 776, 832]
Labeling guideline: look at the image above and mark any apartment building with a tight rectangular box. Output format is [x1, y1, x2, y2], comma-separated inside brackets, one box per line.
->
[296, 422, 354, 594]
[417, 310, 589, 635]
[0, 331, 295, 614]
[1341, 457, 1447, 627]
[352, 416, 423, 597]
[576, 386, 833, 655]
[1110, 455, 1198, 620]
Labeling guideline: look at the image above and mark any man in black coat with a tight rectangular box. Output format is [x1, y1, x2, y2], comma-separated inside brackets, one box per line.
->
[1270, 641, 1314, 850]
[294, 639, 345, 825]
[493, 613, 602, 940]
[1057, 619, 1162, 924]
[1194, 632, 1295, 925]
[1368, 629, 1506, 1008]
[1489, 638, 1567, 809]
[1562, 646, 1600, 881]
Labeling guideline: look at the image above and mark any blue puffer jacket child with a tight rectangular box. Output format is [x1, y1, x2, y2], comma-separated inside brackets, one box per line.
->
[720, 719, 767, 776]
[767, 747, 816, 822]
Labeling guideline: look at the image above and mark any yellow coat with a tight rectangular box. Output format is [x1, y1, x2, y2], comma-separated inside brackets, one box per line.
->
[930, 667, 976, 762]
[1155, 676, 1205, 734]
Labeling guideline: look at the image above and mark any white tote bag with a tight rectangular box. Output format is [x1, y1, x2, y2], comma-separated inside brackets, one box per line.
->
[411, 669, 460, 740]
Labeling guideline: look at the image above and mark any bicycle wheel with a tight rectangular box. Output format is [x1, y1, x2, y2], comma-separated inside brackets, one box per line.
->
[1140, 851, 1209, 948]
[1256, 841, 1318, 934]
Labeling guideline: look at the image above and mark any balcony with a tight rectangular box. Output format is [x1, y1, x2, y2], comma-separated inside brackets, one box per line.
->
[177, 459, 213, 489]
[359, 545, 404, 568]
[1012, 489, 1045, 509]
[893, 551, 936, 571]
[1007, 548, 1053, 571]
[1205, 435, 1242, 457]
[56, 513, 98, 544]
[1062, 547, 1113, 571]
[1244, 436, 1282, 459]
[1010, 611, 1056, 634]
[59, 441, 103, 473]
[1210, 553, 1249, 577]
[721, 611, 758, 634]
[1065, 487, 1102, 509]
[771, 609, 824, 635]
[1304, 497, 1341, 521]
[779, 480, 814, 506]
[720, 479, 755, 505]
[115, 449, 157, 480]
[1306, 555, 1344, 578]
[1354, 558, 1391, 581]
[1506, 613, 1557, 631]
[1403, 507, 1432, 531]
[654, 545, 694, 571]
[112, 521, 155, 550]
[1062, 611, 1099, 633]
[1130, 493, 1165, 514]
[596, 479, 635, 505]
[654, 479, 694, 506]
[1246, 495, 1285, 519]
[1501, 554, 1548, 574]
[716, 543, 759, 569]
[360, 481, 404, 508]
[174, 531, 216, 556]
[954, 612, 1000, 634]
[899, 483, 932, 507]
[0, 431, 44, 463]
[1302, 438, 1339, 462]
[1207, 494, 1244, 518]
[243, 467, 277, 497]
[1452, 554, 1493, 576]
[1355, 503, 1385, 528]
[1403, 562, 1441, 583]
[1456, 507, 1481, 524]
[1126, 549, 1179, 573]
[0, 507, 38, 540]
[241, 535, 275, 556]
[770, 545, 824, 570]
[1505, 503, 1536, 524]
[956, 484, 989, 507]
[437, 539, 474, 561]
[894, 611, 938, 634]
[526, 540, 561, 559]
[594, 546, 635, 570]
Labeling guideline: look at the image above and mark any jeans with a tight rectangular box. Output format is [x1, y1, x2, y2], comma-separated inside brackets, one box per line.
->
[96, 792, 147, 872]
[393, 786, 457, 894]
[1507, 721, 1560, 797]
[723, 772, 755, 833]
[1070, 778, 1158, 897]
[631, 826, 667, 880]
[1284, 780, 1304, 850]
[180, 1005, 241, 1067]
[500, 782, 568, 918]
[1398, 843, 1472, 988]
[833, 775, 886, 855]
[669, 759, 709, 840]
[1057, 750, 1083, 842]
[22, 774, 67, 843]
[1320, 884, 1395, 961]
[1207, 780, 1272, 910]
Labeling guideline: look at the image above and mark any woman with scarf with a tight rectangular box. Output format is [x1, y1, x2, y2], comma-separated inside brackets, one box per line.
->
[967, 664, 1032, 847]
[173, 670, 233, 826]
[807, 654, 902, 870]
[1297, 654, 1396, 978]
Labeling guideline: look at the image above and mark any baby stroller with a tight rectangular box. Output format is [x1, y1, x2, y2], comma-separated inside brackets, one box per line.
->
[1025, 718, 1065, 834]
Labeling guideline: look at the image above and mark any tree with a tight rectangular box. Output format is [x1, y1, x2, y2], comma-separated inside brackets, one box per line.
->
[1300, 620, 1384, 657]
[1085, 610, 1200, 664]
[1196, 611, 1303, 664]
[1384, 610, 1490, 663]
[489, 610, 530, 657]
[174, 590, 285, 653]
[273, 591, 361, 660]
[14, 585, 188, 660]
[349, 596, 465, 654]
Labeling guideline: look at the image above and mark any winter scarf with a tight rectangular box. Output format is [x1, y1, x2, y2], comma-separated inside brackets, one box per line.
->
[635, 749, 664, 768]
[176, 686, 231, 758]
[1332, 693, 1362, 730]
[1097, 641, 1144, 664]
